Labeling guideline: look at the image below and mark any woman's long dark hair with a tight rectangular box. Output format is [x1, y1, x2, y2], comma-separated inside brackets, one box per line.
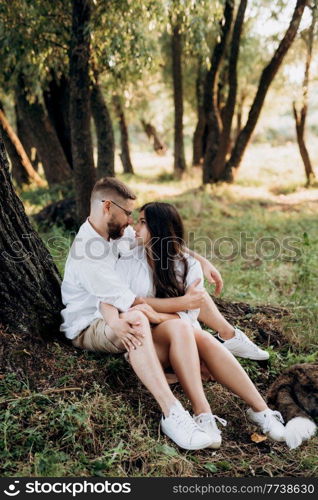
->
[140, 202, 188, 298]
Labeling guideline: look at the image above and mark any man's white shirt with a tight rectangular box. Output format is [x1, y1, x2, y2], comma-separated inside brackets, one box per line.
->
[60, 219, 136, 339]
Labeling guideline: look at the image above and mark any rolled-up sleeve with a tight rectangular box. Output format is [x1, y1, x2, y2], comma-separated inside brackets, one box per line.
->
[77, 258, 135, 312]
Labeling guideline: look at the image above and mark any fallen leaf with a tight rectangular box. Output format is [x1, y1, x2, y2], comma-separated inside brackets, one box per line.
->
[251, 432, 267, 443]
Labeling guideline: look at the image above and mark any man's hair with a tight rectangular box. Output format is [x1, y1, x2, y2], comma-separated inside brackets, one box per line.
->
[90, 177, 136, 204]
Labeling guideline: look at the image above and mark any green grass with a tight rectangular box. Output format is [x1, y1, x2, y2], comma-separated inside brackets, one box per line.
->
[3, 146, 317, 477]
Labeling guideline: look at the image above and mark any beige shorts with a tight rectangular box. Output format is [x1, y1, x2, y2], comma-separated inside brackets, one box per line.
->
[72, 318, 125, 354]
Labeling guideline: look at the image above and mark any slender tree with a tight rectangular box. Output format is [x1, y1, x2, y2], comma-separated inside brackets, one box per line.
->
[91, 78, 115, 178]
[223, 0, 308, 181]
[202, 0, 234, 184]
[69, 0, 96, 222]
[292, 0, 317, 185]
[113, 95, 134, 175]
[15, 76, 72, 186]
[0, 133, 62, 338]
[0, 103, 45, 188]
[171, 19, 186, 177]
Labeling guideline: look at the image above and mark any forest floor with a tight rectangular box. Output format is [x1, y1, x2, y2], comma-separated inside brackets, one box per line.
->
[1, 143, 318, 477]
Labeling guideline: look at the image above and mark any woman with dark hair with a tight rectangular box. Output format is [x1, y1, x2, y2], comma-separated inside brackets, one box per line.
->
[116, 202, 286, 448]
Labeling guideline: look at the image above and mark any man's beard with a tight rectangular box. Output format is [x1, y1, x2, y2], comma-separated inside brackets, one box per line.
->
[108, 217, 127, 240]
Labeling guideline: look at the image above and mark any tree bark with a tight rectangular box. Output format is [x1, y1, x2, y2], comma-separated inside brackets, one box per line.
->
[90, 82, 115, 178]
[43, 72, 73, 168]
[293, 0, 316, 185]
[202, 0, 234, 184]
[113, 95, 134, 174]
[0, 133, 62, 338]
[15, 102, 40, 171]
[69, 0, 96, 223]
[192, 59, 206, 166]
[224, 0, 308, 181]
[15, 76, 72, 186]
[141, 119, 167, 155]
[211, 0, 248, 180]
[0, 103, 45, 188]
[171, 22, 186, 177]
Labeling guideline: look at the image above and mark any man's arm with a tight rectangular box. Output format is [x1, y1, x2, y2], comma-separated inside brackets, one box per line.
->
[185, 247, 223, 296]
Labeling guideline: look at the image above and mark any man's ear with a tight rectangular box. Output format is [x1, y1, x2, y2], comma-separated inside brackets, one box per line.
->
[102, 200, 111, 213]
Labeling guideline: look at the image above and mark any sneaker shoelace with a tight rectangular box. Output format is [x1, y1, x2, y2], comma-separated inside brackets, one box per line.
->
[235, 330, 260, 352]
[262, 411, 285, 433]
[199, 413, 227, 431]
[171, 410, 201, 435]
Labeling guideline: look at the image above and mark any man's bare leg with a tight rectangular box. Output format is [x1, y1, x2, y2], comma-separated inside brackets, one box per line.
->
[121, 310, 177, 416]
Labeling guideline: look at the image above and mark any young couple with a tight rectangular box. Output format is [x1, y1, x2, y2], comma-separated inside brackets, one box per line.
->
[61, 177, 286, 451]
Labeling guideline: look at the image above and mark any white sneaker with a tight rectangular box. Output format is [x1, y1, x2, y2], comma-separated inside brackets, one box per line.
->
[218, 328, 269, 360]
[160, 401, 214, 450]
[194, 413, 227, 449]
[246, 408, 285, 441]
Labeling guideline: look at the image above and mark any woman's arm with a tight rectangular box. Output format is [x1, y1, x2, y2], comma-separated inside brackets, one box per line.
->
[137, 278, 205, 313]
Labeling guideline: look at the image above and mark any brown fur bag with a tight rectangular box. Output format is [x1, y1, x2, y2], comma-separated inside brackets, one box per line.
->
[267, 363, 318, 449]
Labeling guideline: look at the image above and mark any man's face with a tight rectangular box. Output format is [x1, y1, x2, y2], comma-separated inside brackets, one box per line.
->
[107, 198, 135, 240]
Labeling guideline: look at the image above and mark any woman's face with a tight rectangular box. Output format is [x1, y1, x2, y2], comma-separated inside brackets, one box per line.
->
[134, 211, 151, 246]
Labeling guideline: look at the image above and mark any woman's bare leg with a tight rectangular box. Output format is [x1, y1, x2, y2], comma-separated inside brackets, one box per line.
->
[198, 293, 235, 339]
[194, 329, 268, 412]
[152, 319, 211, 415]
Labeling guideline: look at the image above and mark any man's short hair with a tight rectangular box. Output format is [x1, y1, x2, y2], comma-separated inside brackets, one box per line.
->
[91, 177, 136, 204]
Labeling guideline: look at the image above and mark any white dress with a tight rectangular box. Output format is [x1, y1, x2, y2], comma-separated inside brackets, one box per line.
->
[116, 245, 204, 329]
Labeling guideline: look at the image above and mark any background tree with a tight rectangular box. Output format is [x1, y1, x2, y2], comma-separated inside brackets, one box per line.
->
[69, 0, 95, 222]
[292, 0, 317, 185]
[0, 133, 62, 338]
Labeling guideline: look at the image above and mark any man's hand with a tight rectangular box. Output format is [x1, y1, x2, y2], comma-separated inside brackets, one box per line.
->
[183, 278, 206, 310]
[109, 318, 144, 352]
[201, 261, 223, 296]
[129, 303, 162, 324]
[132, 296, 146, 306]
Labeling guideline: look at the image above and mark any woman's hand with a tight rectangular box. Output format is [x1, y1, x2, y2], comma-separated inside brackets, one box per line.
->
[183, 278, 206, 309]
[129, 303, 162, 324]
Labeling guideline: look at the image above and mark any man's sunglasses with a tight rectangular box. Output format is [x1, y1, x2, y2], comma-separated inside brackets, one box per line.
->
[101, 199, 133, 217]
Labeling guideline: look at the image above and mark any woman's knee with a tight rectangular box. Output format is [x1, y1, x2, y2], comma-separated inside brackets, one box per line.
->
[167, 318, 195, 342]
[195, 330, 219, 350]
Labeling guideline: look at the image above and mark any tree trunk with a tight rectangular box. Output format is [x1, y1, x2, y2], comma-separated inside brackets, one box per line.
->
[171, 23, 186, 177]
[15, 102, 40, 171]
[90, 82, 115, 178]
[69, 0, 96, 223]
[141, 119, 167, 155]
[293, 0, 316, 185]
[223, 0, 308, 181]
[202, 0, 234, 184]
[113, 95, 134, 174]
[293, 102, 315, 185]
[211, 0, 248, 180]
[0, 102, 45, 188]
[0, 133, 62, 338]
[43, 72, 73, 168]
[192, 59, 206, 166]
[15, 77, 72, 186]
